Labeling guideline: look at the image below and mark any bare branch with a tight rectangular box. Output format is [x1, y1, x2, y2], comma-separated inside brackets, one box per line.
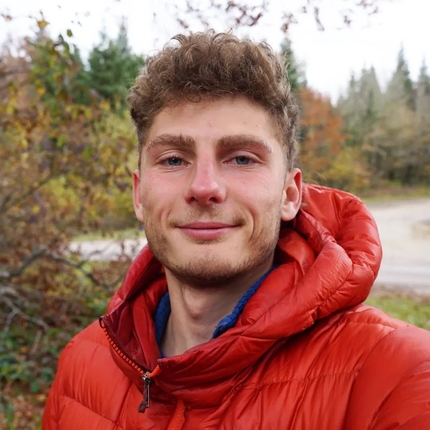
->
[1, 308, 18, 341]
[0, 294, 49, 330]
[0, 173, 57, 216]
[313, 6, 325, 31]
[0, 67, 27, 78]
[0, 247, 47, 280]
[30, 329, 43, 356]
[44, 252, 117, 290]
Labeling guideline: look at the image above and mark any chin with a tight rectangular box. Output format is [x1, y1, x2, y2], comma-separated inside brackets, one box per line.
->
[166, 255, 249, 286]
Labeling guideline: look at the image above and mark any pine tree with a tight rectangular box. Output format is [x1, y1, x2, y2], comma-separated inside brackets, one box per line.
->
[337, 68, 382, 151]
[86, 21, 144, 109]
[280, 37, 307, 94]
[416, 60, 430, 126]
[385, 47, 415, 110]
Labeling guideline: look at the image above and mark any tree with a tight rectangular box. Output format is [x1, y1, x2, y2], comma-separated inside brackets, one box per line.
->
[0, 24, 137, 425]
[416, 60, 430, 127]
[338, 67, 382, 152]
[299, 87, 369, 191]
[86, 21, 144, 109]
[385, 47, 415, 110]
[280, 37, 307, 94]
[365, 102, 428, 184]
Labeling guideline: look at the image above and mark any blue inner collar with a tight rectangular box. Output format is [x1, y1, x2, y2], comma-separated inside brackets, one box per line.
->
[154, 266, 276, 356]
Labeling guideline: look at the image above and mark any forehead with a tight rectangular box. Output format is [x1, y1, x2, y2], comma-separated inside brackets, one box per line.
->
[144, 97, 281, 149]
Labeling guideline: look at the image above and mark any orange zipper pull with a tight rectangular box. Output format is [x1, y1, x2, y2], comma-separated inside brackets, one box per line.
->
[138, 365, 161, 413]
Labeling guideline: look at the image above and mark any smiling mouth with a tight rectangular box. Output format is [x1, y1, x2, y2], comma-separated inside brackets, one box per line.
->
[178, 222, 237, 240]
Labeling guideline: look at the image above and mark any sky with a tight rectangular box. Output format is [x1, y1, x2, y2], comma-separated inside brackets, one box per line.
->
[1, 0, 429, 101]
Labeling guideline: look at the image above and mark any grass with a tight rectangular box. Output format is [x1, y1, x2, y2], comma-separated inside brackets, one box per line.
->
[359, 184, 430, 204]
[366, 290, 430, 330]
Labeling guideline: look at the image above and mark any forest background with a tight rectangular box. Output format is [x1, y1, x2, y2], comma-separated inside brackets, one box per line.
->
[1, 1, 430, 428]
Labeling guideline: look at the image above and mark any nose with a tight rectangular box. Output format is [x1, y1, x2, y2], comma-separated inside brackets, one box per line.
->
[185, 159, 226, 206]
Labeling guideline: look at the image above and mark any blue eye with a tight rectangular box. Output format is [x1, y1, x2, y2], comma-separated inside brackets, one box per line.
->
[234, 156, 251, 165]
[166, 157, 183, 166]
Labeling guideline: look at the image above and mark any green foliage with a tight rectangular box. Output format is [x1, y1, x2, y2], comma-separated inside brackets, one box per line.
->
[0, 20, 135, 427]
[337, 48, 430, 186]
[298, 87, 370, 192]
[29, 29, 93, 107]
[386, 47, 415, 110]
[86, 22, 145, 110]
[280, 37, 307, 93]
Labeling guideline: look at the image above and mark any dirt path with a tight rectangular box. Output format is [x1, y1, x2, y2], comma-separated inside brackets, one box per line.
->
[368, 199, 430, 292]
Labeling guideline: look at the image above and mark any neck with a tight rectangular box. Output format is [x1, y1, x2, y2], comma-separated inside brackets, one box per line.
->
[160, 263, 271, 357]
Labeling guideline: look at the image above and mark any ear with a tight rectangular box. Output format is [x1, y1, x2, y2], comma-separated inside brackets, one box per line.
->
[132, 170, 145, 223]
[281, 168, 302, 222]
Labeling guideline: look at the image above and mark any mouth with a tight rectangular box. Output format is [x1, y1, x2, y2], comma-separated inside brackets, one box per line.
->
[178, 222, 237, 240]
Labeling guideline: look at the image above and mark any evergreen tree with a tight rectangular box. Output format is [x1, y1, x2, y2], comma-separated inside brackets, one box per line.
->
[337, 73, 360, 146]
[385, 47, 415, 110]
[357, 67, 382, 142]
[86, 21, 144, 109]
[416, 60, 430, 126]
[280, 37, 307, 94]
[337, 68, 382, 150]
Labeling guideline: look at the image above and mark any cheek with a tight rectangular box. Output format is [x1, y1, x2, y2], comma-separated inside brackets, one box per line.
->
[245, 187, 284, 231]
[140, 177, 179, 223]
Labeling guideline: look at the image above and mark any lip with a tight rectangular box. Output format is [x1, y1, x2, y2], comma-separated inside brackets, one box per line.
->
[180, 222, 234, 229]
[178, 222, 236, 240]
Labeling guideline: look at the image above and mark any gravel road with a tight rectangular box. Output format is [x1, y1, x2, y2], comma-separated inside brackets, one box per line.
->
[70, 198, 430, 293]
[369, 199, 430, 293]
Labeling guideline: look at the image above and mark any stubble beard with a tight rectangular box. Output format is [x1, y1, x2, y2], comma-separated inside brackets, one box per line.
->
[144, 210, 282, 289]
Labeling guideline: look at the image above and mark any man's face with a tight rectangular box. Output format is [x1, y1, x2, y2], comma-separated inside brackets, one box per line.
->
[133, 97, 302, 287]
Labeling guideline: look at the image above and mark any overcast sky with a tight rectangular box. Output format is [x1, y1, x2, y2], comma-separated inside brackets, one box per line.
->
[1, 0, 429, 101]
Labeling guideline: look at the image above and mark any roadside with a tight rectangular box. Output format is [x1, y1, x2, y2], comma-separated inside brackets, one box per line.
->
[369, 198, 430, 293]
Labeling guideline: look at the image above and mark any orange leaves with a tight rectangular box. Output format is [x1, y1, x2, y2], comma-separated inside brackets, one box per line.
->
[298, 87, 369, 191]
[299, 87, 347, 150]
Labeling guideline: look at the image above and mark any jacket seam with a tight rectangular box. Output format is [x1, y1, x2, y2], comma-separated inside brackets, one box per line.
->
[59, 393, 125, 429]
[236, 367, 361, 390]
[326, 319, 401, 330]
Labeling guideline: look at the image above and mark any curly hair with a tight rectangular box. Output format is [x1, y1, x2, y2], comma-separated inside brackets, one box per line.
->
[127, 31, 298, 170]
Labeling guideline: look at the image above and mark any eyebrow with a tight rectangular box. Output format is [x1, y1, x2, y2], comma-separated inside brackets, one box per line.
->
[217, 135, 273, 153]
[145, 133, 273, 153]
[146, 134, 195, 152]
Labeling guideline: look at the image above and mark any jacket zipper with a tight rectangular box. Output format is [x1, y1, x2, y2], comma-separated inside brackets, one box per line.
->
[138, 366, 161, 412]
[101, 319, 185, 428]
[100, 320, 160, 413]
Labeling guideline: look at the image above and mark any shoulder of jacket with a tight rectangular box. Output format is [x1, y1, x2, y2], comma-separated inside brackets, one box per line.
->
[247, 304, 428, 387]
[62, 319, 109, 355]
[322, 303, 409, 329]
[343, 308, 430, 428]
[320, 304, 430, 378]
[55, 320, 113, 386]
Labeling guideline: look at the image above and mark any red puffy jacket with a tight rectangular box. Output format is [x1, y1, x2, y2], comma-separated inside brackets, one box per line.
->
[42, 185, 430, 429]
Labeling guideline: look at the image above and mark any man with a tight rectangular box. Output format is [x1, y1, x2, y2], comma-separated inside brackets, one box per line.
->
[42, 31, 430, 429]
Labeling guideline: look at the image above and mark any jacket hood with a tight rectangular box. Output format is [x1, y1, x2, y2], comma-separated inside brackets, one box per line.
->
[100, 184, 382, 406]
